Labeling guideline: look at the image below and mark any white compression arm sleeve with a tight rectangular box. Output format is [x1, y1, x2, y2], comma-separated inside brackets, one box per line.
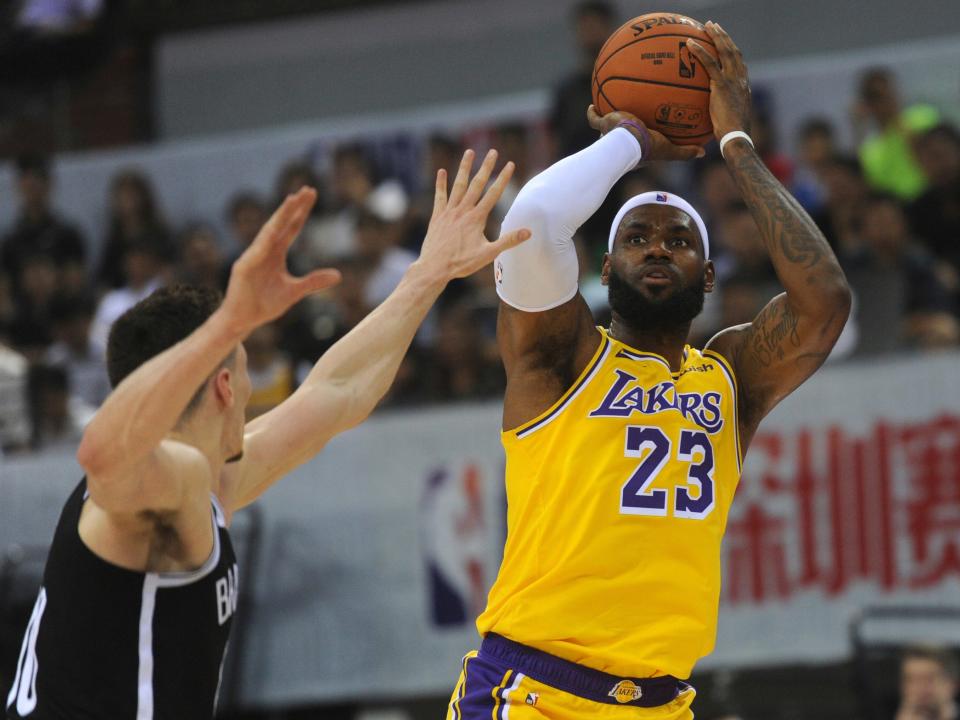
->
[495, 127, 642, 312]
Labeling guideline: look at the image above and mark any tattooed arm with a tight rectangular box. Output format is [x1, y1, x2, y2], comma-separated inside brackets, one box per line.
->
[688, 23, 851, 446]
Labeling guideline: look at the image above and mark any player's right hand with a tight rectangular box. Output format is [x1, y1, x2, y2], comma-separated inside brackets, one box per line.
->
[222, 187, 341, 332]
[587, 105, 704, 161]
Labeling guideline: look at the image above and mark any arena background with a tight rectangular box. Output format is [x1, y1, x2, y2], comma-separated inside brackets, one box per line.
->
[1, 1, 959, 718]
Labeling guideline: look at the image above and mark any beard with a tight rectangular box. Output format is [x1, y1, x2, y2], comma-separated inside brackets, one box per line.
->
[607, 265, 706, 333]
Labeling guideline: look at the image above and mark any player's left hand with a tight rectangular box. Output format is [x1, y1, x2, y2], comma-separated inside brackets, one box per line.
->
[686, 21, 752, 142]
[415, 149, 530, 281]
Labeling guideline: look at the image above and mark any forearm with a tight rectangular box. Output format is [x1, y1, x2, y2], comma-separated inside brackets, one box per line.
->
[497, 128, 641, 310]
[300, 262, 446, 428]
[724, 141, 850, 314]
[77, 308, 246, 477]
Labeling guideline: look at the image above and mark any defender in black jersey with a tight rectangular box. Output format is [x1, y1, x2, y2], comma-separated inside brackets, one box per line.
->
[6, 152, 530, 719]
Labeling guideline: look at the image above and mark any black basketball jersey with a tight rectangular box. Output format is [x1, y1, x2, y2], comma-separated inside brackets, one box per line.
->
[5, 479, 238, 720]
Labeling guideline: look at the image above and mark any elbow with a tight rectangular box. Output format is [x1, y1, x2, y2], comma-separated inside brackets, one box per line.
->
[76, 433, 102, 476]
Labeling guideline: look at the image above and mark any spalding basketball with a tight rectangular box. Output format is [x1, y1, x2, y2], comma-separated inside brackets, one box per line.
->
[592, 13, 719, 146]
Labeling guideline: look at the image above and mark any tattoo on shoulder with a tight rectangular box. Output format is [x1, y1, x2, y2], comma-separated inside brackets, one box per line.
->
[739, 301, 800, 368]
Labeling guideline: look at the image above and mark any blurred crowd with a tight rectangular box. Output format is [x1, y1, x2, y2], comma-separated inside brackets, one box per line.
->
[1, 2, 959, 457]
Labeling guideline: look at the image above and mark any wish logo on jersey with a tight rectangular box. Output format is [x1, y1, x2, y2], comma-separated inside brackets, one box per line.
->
[589, 368, 724, 433]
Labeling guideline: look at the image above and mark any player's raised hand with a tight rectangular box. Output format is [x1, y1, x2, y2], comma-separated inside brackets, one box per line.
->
[417, 149, 531, 281]
[685, 22, 752, 141]
[587, 105, 705, 161]
[223, 187, 341, 331]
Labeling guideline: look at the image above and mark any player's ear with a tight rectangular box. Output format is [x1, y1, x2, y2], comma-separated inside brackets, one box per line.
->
[704, 260, 716, 293]
[601, 252, 611, 285]
[212, 367, 235, 410]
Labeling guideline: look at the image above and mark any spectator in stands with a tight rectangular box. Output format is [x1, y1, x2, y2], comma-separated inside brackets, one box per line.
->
[45, 293, 110, 408]
[1, 153, 86, 299]
[225, 190, 268, 259]
[89, 238, 167, 356]
[0, 341, 30, 454]
[791, 117, 836, 213]
[751, 103, 793, 186]
[813, 154, 870, 258]
[895, 646, 959, 720]
[26, 363, 93, 453]
[696, 155, 742, 227]
[244, 321, 294, 420]
[177, 223, 225, 291]
[844, 193, 958, 355]
[853, 67, 939, 201]
[909, 123, 960, 277]
[7, 250, 58, 356]
[356, 201, 416, 310]
[98, 169, 173, 289]
[549, 1, 618, 160]
[495, 122, 536, 211]
[407, 133, 464, 250]
[426, 301, 505, 402]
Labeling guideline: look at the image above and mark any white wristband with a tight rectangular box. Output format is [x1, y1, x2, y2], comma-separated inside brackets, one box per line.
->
[719, 130, 754, 158]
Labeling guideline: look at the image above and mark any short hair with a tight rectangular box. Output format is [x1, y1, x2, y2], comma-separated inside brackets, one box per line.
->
[574, 1, 616, 23]
[15, 153, 50, 180]
[106, 284, 232, 416]
[859, 66, 893, 100]
[226, 191, 265, 222]
[828, 154, 865, 179]
[799, 117, 834, 140]
[902, 645, 960, 682]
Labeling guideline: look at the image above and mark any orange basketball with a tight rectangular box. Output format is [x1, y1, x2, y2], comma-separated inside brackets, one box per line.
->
[592, 12, 719, 146]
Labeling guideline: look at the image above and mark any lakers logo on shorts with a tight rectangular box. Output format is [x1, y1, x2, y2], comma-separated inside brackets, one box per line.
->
[608, 680, 643, 704]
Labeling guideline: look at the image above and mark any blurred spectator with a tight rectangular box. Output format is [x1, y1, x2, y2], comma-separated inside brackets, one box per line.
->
[89, 239, 167, 356]
[1, 153, 86, 298]
[853, 67, 939, 201]
[27, 363, 93, 452]
[751, 103, 793, 186]
[7, 250, 58, 356]
[696, 156, 742, 227]
[550, 1, 617, 159]
[177, 223, 226, 292]
[244, 322, 294, 420]
[712, 202, 778, 288]
[407, 133, 464, 250]
[844, 193, 958, 355]
[0, 342, 31, 454]
[98, 169, 174, 289]
[812, 154, 870, 257]
[424, 301, 505, 402]
[355, 207, 416, 309]
[221, 191, 268, 287]
[44, 293, 109, 408]
[494, 122, 537, 210]
[791, 117, 836, 213]
[909, 123, 960, 276]
[894, 646, 959, 720]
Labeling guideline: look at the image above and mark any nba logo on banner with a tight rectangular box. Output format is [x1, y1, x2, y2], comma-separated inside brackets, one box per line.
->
[656, 193, 669, 202]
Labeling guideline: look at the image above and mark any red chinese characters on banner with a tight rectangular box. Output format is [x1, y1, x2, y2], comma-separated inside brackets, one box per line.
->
[723, 414, 960, 605]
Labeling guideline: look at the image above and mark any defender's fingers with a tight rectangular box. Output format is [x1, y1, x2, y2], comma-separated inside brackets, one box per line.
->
[291, 268, 342, 297]
[448, 149, 475, 206]
[462, 149, 498, 208]
[487, 228, 532, 258]
[432, 168, 448, 220]
[685, 40, 721, 79]
[476, 161, 516, 217]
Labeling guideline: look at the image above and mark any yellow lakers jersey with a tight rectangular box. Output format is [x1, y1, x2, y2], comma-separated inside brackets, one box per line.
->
[477, 327, 742, 680]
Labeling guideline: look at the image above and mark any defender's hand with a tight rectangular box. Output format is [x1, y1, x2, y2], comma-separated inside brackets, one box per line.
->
[686, 22, 752, 141]
[223, 187, 341, 332]
[587, 105, 703, 161]
[416, 149, 531, 282]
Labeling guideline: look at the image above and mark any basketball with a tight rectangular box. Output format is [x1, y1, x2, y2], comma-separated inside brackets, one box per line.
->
[592, 13, 719, 146]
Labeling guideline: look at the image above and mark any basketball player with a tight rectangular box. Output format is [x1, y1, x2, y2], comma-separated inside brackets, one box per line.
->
[5, 150, 528, 720]
[447, 23, 851, 719]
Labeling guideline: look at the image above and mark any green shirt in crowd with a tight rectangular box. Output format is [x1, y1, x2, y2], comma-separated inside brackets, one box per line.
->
[859, 104, 940, 201]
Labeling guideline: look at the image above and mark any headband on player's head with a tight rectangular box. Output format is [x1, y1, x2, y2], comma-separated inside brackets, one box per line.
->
[607, 191, 710, 259]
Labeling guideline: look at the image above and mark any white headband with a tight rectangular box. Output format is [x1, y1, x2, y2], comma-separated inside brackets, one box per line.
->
[607, 191, 710, 259]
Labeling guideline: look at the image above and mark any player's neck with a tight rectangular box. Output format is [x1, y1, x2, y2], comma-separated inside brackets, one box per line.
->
[609, 315, 690, 372]
[168, 418, 227, 492]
